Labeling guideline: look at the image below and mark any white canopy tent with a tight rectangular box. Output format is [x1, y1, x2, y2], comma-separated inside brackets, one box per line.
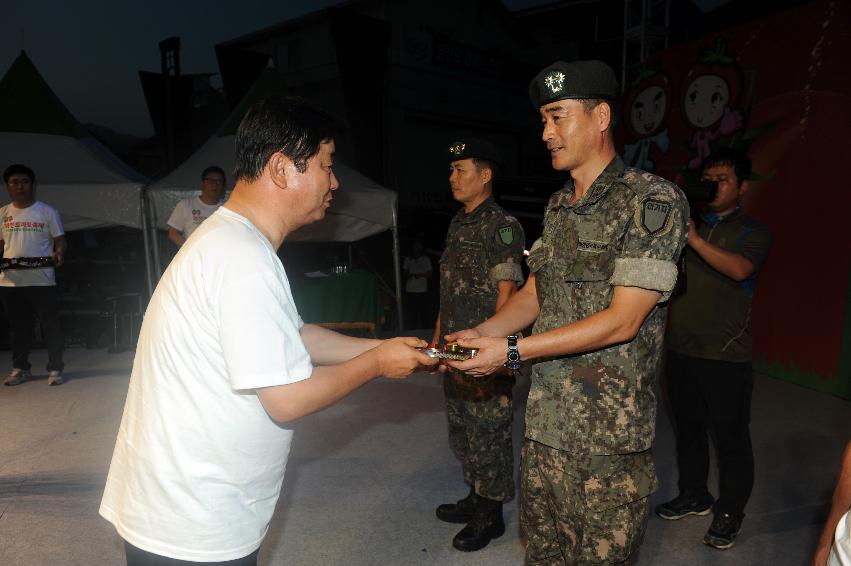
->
[147, 136, 398, 243]
[0, 52, 403, 325]
[0, 51, 151, 299]
[0, 132, 146, 232]
[0, 51, 147, 232]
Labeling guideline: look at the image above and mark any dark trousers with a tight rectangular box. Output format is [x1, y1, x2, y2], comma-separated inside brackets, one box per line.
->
[0, 286, 64, 371]
[666, 350, 754, 516]
[125, 541, 259, 566]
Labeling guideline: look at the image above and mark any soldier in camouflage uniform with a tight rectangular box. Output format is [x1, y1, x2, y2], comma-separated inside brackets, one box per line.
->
[433, 138, 526, 552]
[446, 60, 689, 564]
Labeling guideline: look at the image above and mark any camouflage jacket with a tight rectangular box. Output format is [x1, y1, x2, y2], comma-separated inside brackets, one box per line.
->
[439, 197, 525, 335]
[525, 156, 688, 455]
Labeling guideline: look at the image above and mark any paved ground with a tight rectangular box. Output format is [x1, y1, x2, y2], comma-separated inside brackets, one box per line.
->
[0, 346, 848, 565]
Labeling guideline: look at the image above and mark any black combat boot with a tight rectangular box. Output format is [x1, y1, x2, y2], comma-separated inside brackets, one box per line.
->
[436, 487, 478, 524]
[452, 496, 505, 551]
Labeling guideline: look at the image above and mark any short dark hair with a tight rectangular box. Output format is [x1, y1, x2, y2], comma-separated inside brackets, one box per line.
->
[201, 165, 226, 182]
[472, 158, 499, 179]
[3, 164, 35, 184]
[580, 98, 618, 130]
[702, 147, 752, 187]
[234, 96, 339, 182]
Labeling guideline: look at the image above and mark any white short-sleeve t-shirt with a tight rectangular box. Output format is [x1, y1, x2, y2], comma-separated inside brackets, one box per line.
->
[166, 196, 223, 238]
[830, 509, 851, 566]
[100, 207, 313, 562]
[0, 201, 64, 287]
[403, 255, 432, 293]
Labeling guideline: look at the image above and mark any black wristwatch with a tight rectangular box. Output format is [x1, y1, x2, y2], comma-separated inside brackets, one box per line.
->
[505, 335, 521, 371]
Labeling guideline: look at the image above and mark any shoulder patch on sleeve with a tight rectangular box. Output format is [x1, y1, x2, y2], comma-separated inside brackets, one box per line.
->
[498, 225, 515, 245]
[637, 198, 673, 236]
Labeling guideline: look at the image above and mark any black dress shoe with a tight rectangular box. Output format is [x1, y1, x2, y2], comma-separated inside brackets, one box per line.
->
[452, 499, 505, 552]
[436, 488, 478, 523]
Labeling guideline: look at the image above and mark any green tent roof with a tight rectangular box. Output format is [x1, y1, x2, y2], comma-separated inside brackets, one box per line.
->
[0, 51, 89, 138]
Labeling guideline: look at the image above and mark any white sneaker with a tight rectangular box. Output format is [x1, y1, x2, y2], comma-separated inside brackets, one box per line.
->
[4, 368, 31, 386]
[47, 370, 64, 386]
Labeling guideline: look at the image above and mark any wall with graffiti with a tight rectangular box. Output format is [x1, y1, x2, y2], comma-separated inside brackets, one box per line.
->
[615, 0, 851, 398]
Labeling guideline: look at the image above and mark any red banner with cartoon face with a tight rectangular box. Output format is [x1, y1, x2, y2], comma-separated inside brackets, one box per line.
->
[616, 0, 851, 397]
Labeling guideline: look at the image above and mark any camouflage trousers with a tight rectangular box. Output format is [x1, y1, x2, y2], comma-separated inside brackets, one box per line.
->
[444, 370, 515, 502]
[520, 440, 656, 565]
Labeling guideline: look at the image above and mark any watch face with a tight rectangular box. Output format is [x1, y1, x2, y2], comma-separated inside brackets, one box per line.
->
[508, 352, 520, 362]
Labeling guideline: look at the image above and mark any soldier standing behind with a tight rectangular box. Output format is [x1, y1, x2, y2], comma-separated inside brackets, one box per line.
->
[445, 61, 689, 564]
[433, 138, 525, 552]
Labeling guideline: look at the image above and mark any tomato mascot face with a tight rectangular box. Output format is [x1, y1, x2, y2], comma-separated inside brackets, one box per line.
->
[630, 84, 669, 136]
[683, 74, 731, 130]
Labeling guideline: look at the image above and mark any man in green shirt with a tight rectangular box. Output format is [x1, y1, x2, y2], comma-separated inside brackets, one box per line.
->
[657, 147, 772, 550]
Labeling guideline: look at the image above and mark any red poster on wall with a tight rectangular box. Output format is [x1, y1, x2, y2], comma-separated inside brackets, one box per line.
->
[616, 0, 851, 397]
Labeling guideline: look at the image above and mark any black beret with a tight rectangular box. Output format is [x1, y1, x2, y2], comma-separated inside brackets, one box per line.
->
[447, 138, 501, 166]
[529, 60, 619, 108]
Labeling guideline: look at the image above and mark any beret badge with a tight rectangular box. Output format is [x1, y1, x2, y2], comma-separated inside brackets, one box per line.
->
[449, 142, 466, 156]
[544, 71, 565, 94]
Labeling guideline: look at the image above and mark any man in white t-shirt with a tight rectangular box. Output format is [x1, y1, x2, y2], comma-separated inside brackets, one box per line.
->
[814, 440, 851, 566]
[99, 96, 436, 566]
[402, 238, 433, 329]
[166, 165, 226, 247]
[0, 164, 67, 386]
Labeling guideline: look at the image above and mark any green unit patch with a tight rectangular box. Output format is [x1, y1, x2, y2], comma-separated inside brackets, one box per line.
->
[640, 199, 672, 235]
[498, 226, 514, 245]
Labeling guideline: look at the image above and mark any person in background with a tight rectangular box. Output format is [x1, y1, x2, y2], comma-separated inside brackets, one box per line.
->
[658, 147, 772, 550]
[0, 163, 67, 386]
[167, 165, 226, 247]
[402, 238, 433, 329]
[433, 138, 525, 552]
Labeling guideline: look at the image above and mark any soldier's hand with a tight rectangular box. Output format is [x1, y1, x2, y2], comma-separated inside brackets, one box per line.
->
[445, 336, 506, 377]
[374, 337, 437, 379]
[443, 327, 482, 343]
[686, 219, 700, 245]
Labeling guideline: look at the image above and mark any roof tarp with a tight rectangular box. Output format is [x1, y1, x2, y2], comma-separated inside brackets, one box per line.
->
[0, 51, 145, 231]
[149, 69, 397, 243]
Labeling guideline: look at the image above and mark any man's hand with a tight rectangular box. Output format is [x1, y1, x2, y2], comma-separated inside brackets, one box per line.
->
[687, 219, 756, 281]
[687, 219, 700, 246]
[52, 235, 67, 267]
[443, 327, 482, 343]
[439, 328, 487, 375]
[445, 336, 506, 377]
[168, 227, 187, 247]
[373, 337, 437, 378]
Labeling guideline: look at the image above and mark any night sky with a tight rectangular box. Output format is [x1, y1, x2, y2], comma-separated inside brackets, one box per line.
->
[0, 1, 535, 138]
[3, 0, 730, 138]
